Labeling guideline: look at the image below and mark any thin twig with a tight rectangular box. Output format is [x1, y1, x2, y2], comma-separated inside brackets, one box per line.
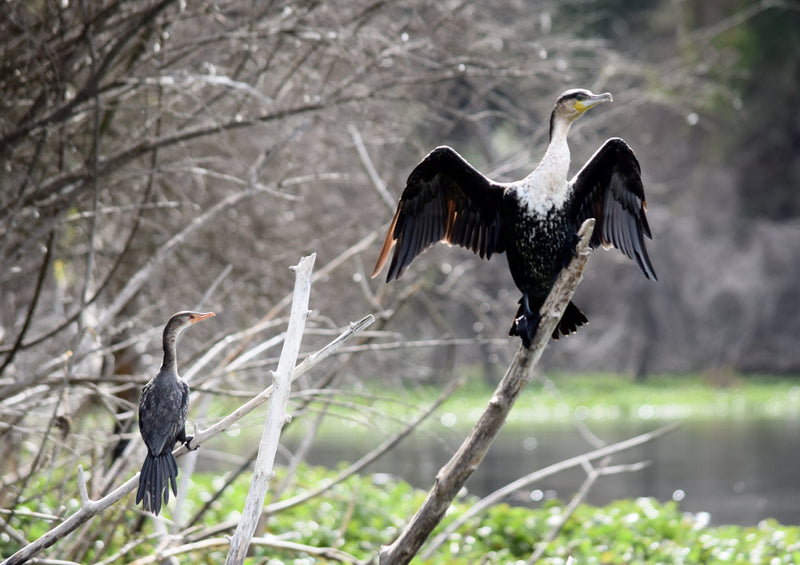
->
[128, 535, 359, 565]
[348, 124, 395, 210]
[0, 230, 57, 378]
[0, 472, 139, 565]
[186, 379, 463, 542]
[265, 378, 463, 515]
[96, 186, 264, 331]
[180, 314, 374, 451]
[184, 380, 464, 539]
[264, 230, 380, 321]
[526, 458, 652, 564]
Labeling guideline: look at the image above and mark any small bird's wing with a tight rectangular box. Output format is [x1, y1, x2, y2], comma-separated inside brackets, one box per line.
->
[372, 146, 507, 281]
[177, 379, 190, 441]
[568, 137, 657, 280]
[138, 374, 189, 456]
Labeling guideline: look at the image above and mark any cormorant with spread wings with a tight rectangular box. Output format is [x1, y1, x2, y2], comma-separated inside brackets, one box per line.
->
[372, 89, 656, 347]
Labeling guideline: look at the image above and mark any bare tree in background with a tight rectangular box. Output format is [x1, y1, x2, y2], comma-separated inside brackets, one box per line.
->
[1, 0, 707, 386]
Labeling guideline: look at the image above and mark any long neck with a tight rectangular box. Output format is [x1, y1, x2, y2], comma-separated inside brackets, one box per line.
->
[516, 114, 573, 215]
[160, 323, 181, 376]
[538, 114, 572, 180]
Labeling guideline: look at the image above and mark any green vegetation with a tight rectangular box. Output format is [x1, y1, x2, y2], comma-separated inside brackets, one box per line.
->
[449, 371, 800, 424]
[6, 374, 799, 563]
[265, 467, 800, 564]
[298, 372, 800, 442]
[9, 465, 798, 564]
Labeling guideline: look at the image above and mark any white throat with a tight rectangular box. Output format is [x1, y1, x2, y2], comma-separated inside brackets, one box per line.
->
[515, 118, 572, 215]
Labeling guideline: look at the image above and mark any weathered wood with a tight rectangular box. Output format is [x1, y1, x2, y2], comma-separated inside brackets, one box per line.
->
[378, 219, 596, 565]
[226, 254, 315, 565]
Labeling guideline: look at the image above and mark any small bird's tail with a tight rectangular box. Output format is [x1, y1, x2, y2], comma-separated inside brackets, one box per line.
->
[136, 452, 179, 515]
[509, 299, 588, 346]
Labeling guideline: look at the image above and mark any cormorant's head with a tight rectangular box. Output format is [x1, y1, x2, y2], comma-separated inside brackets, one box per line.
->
[550, 89, 612, 139]
[164, 311, 215, 341]
[555, 89, 612, 119]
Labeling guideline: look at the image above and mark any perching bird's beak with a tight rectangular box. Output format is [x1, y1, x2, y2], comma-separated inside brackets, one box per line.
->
[189, 312, 215, 324]
[576, 92, 613, 113]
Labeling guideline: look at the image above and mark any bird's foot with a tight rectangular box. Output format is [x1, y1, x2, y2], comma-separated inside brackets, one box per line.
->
[184, 435, 198, 451]
[509, 294, 541, 348]
[513, 311, 539, 349]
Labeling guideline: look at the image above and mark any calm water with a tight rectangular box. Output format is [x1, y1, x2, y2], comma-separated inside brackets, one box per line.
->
[300, 418, 800, 526]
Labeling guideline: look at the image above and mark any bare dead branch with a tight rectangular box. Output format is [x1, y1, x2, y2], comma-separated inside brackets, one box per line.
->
[526, 457, 652, 564]
[180, 314, 375, 450]
[348, 124, 395, 210]
[226, 254, 315, 565]
[264, 378, 462, 516]
[0, 230, 57, 378]
[96, 187, 264, 331]
[377, 219, 596, 565]
[0, 470, 139, 565]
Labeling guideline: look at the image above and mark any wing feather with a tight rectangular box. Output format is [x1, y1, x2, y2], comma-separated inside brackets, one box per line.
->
[569, 138, 657, 280]
[372, 146, 506, 281]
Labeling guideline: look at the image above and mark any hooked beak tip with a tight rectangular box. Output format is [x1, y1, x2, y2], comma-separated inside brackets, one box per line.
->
[190, 312, 215, 324]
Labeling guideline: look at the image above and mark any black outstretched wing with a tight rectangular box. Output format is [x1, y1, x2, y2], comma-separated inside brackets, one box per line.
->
[372, 146, 507, 282]
[569, 137, 657, 280]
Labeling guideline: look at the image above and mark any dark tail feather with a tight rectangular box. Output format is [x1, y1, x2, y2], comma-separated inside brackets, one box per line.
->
[553, 301, 588, 340]
[509, 299, 588, 346]
[168, 454, 178, 498]
[135, 456, 151, 505]
[136, 452, 179, 516]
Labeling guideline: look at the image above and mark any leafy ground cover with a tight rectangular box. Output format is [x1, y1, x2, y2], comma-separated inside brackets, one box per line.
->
[87, 465, 800, 563]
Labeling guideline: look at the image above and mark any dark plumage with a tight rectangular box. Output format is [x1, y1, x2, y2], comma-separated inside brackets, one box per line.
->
[136, 311, 214, 515]
[372, 89, 656, 347]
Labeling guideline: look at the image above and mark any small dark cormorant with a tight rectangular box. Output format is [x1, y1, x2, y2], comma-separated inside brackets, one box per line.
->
[136, 311, 214, 515]
[372, 89, 656, 347]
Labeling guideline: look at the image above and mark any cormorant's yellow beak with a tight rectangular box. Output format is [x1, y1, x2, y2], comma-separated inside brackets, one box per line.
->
[575, 92, 612, 113]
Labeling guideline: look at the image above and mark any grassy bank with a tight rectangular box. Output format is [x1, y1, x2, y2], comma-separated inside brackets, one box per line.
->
[270, 372, 800, 450]
[441, 371, 800, 424]
[371, 371, 799, 425]
[214, 373, 800, 445]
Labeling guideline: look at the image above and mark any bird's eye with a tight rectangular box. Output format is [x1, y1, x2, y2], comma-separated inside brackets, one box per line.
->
[575, 93, 587, 101]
